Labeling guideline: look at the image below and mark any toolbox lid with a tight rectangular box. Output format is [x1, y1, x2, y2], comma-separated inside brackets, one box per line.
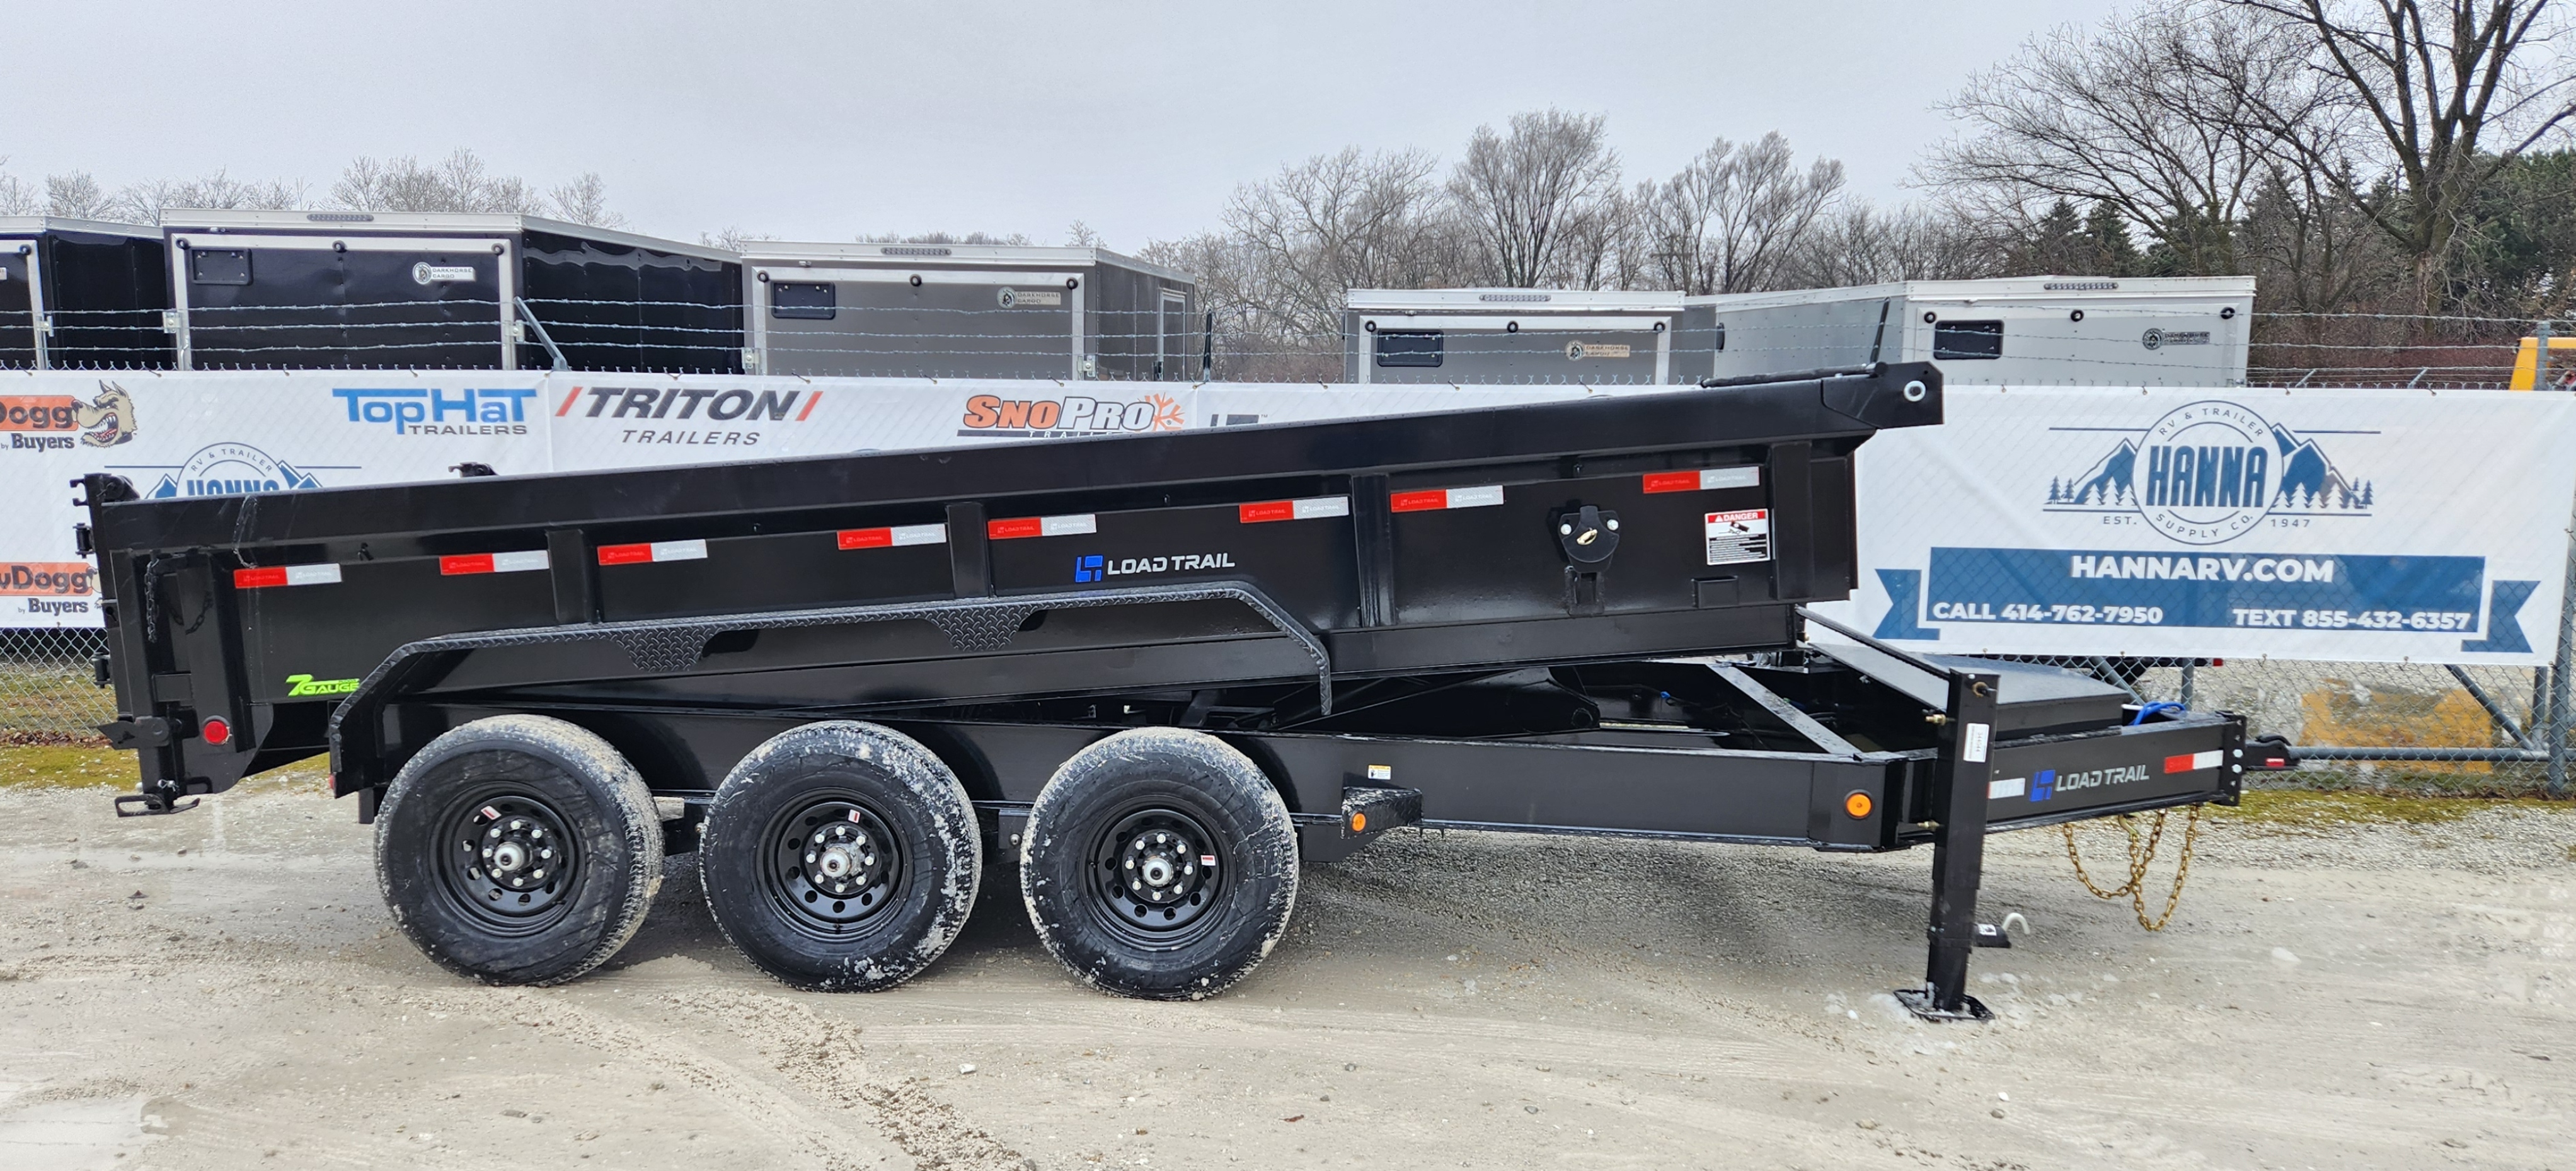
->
[1812, 640, 2130, 737]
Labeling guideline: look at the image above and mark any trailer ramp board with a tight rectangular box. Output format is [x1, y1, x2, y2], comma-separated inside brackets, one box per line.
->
[80, 361, 2239, 1015]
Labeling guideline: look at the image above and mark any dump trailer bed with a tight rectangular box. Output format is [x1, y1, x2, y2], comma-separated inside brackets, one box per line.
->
[80, 364, 2238, 1016]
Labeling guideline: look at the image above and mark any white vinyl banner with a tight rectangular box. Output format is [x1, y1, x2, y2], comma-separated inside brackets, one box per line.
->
[11, 372, 2569, 669]
[0, 371, 546, 627]
[1809, 387, 2576, 666]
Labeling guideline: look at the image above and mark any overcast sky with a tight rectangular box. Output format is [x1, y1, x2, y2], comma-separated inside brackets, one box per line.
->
[9, 0, 2127, 249]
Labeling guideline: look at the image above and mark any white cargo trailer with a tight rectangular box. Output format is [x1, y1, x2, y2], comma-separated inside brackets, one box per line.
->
[741, 243, 1196, 381]
[1343, 289, 1685, 384]
[1682, 277, 2254, 387]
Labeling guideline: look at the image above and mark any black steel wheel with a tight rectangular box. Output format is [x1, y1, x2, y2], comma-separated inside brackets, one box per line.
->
[1021, 728, 1297, 1000]
[699, 722, 980, 991]
[374, 715, 662, 985]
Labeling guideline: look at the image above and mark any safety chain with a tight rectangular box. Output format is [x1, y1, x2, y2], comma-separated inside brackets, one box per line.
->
[2061, 804, 2204, 931]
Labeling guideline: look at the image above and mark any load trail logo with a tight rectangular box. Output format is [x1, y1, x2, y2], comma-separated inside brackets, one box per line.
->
[2044, 400, 2374, 545]
[0, 382, 137, 449]
[962, 394, 1183, 438]
[1074, 551, 1237, 582]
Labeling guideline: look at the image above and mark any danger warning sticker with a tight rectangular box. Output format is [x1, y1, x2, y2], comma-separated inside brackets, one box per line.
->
[1705, 509, 1770, 565]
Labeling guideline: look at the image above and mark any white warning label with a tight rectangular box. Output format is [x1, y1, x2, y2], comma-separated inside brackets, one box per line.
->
[1705, 508, 1770, 565]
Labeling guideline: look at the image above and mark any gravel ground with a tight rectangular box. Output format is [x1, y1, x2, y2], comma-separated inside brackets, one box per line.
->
[1, 775, 2570, 1170]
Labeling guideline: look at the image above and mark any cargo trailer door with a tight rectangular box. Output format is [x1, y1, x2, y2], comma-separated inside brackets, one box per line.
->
[0, 241, 37, 369]
[756, 267, 1078, 380]
[1155, 289, 1190, 381]
[170, 233, 515, 371]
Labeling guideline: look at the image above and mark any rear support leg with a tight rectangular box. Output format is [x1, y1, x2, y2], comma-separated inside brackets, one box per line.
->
[1897, 668, 2001, 1022]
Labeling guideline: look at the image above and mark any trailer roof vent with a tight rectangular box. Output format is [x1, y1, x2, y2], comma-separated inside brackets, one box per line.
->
[882, 246, 953, 257]
[2042, 280, 2117, 291]
[1478, 292, 1551, 303]
[306, 212, 376, 222]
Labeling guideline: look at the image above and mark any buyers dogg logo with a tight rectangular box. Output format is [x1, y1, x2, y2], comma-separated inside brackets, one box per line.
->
[0, 381, 138, 450]
[2044, 400, 2373, 545]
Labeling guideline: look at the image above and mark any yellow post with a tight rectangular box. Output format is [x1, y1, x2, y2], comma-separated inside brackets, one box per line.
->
[2509, 334, 2576, 389]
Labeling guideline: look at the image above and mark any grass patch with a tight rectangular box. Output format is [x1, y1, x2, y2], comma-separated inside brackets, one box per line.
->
[0, 744, 134, 790]
[0, 746, 329, 793]
[2212, 787, 2568, 830]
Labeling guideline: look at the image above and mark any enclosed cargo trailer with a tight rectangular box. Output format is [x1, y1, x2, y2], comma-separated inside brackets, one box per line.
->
[741, 243, 1197, 381]
[79, 363, 2236, 1018]
[1682, 277, 2255, 387]
[160, 210, 742, 373]
[1343, 289, 1685, 384]
[0, 217, 173, 371]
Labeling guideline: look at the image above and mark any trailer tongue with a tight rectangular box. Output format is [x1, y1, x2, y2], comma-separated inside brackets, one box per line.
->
[79, 362, 2238, 1017]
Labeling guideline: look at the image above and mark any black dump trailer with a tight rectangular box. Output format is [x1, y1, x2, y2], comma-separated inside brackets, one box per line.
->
[1, 217, 174, 371]
[161, 210, 742, 373]
[79, 364, 2237, 1017]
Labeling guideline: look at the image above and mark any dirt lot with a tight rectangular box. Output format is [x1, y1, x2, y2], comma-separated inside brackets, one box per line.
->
[2, 761, 2570, 1171]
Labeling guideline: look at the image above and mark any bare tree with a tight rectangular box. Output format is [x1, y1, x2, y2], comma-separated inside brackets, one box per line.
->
[1921, 3, 2321, 276]
[333, 149, 548, 215]
[2224, 0, 2576, 310]
[857, 231, 1033, 245]
[112, 170, 307, 222]
[1447, 110, 1623, 287]
[699, 227, 778, 251]
[1218, 147, 1468, 338]
[546, 173, 624, 228]
[1634, 132, 1846, 294]
[1065, 221, 1103, 247]
[1782, 201, 2011, 287]
[43, 173, 114, 219]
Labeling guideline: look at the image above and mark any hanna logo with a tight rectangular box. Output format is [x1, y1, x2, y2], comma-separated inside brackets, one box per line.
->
[144, 442, 323, 499]
[2044, 400, 2373, 545]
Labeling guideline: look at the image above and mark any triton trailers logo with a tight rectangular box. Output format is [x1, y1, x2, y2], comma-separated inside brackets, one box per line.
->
[558, 384, 823, 447]
[2044, 400, 2374, 545]
[960, 394, 1184, 438]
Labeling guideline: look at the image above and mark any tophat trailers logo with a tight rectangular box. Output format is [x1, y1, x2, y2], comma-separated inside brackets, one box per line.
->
[2044, 400, 2374, 545]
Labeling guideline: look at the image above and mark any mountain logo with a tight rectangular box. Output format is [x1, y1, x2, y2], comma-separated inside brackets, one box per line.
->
[144, 442, 324, 499]
[2044, 400, 2372, 545]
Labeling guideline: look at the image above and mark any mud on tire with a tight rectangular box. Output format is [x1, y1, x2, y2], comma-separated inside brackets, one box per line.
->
[1021, 727, 1298, 1000]
[699, 722, 981, 992]
[374, 714, 664, 986]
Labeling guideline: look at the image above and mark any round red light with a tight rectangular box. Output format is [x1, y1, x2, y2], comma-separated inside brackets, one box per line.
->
[200, 717, 231, 746]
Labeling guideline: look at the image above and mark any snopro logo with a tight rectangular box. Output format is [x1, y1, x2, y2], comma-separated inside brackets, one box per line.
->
[2043, 400, 2374, 545]
[960, 393, 1184, 438]
[284, 673, 360, 698]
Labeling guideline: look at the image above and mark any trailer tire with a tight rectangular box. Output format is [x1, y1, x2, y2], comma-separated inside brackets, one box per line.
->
[699, 722, 980, 992]
[1021, 728, 1297, 1000]
[374, 714, 663, 986]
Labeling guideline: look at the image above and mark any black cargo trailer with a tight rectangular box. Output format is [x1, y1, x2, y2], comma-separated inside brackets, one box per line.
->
[741, 243, 1197, 381]
[0, 217, 173, 371]
[79, 364, 2237, 1018]
[160, 211, 742, 372]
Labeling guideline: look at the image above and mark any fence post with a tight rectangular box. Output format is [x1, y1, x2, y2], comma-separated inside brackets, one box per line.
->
[2553, 459, 2576, 797]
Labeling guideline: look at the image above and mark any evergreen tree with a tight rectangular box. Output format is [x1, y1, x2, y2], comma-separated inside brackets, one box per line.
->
[2083, 202, 2139, 275]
